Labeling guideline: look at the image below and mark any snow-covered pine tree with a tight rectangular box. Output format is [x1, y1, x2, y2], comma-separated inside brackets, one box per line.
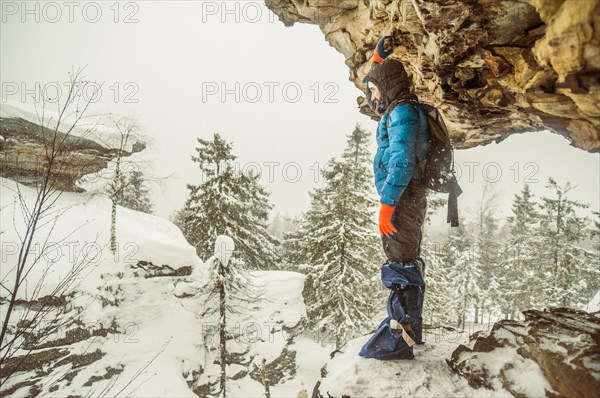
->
[269, 213, 302, 266]
[444, 223, 482, 329]
[419, 191, 456, 328]
[195, 236, 263, 398]
[292, 124, 380, 348]
[421, 240, 456, 327]
[472, 182, 502, 323]
[538, 178, 594, 307]
[591, 211, 600, 254]
[267, 212, 284, 239]
[588, 210, 600, 304]
[177, 133, 279, 269]
[281, 218, 309, 271]
[276, 212, 304, 269]
[118, 169, 154, 214]
[501, 184, 543, 315]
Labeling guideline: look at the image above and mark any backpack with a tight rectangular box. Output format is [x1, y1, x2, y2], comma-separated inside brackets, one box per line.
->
[418, 104, 462, 227]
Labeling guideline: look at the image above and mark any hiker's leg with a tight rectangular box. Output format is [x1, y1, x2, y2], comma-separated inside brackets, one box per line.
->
[380, 179, 427, 262]
[381, 181, 427, 343]
[393, 281, 424, 348]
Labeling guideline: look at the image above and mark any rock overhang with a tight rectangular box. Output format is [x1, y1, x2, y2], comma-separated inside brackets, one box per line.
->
[265, 0, 600, 152]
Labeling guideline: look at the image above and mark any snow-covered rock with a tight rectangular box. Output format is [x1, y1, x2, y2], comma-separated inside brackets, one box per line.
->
[584, 290, 600, 313]
[0, 101, 145, 191]
[0, 100, 143, 152]
[448, 308, 600, 398]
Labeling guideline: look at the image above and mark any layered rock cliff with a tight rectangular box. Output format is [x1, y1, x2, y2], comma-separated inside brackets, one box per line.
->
[265, 0, 600, 152]
[448, 308, 600, 398]
[0, 117, 144, 192]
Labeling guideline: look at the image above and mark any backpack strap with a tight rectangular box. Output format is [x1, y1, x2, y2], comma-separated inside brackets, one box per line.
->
[447, 178, 463, 227]
[421, 104, 463, 227]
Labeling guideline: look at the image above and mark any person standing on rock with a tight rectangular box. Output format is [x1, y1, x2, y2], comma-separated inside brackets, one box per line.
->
[359, 36, 429, 359]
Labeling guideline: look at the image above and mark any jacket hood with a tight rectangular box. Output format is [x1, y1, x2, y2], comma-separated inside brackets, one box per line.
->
[365, 59, 417, 112]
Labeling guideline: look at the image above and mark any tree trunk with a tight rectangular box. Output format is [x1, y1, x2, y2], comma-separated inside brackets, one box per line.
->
[110, 196, 117, 254]
[110, 156, 122, 254]
[551, 195, 562, 299]
[219, 259, 227, 398]
[260, 358, 270, 398]
[458, 300, 466, 330]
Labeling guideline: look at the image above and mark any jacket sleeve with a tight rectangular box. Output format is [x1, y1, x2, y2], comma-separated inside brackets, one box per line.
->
[380, 104, 419, 206]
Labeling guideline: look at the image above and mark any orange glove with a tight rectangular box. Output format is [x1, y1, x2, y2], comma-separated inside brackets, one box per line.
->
[379, 203, 397, 237]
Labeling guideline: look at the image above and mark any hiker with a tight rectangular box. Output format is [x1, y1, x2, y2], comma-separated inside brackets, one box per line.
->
[368, 61, 428, 264]
[359, 37, 428, 359]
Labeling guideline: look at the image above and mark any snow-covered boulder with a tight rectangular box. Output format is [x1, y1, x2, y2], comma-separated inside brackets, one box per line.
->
[0, 101, 145, 191]
[448, 308, 600, 398]
[584, 290, 600, 313]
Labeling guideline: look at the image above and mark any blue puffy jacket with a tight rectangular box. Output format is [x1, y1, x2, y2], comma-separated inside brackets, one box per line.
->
[373, 104, 429, 206]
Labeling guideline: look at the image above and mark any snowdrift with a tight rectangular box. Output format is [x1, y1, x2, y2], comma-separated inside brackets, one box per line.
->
[0, 180, 329, 397]
[0, 178, 201, 300]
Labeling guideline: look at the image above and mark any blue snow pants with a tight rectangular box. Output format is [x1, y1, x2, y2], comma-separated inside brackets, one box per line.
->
[359, 259, 425, 360]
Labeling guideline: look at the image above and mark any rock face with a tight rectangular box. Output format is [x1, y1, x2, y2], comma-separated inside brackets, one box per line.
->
[448, 308, 600, 398]
[0, 117, 144, 192]
[265, 0, 600, 152]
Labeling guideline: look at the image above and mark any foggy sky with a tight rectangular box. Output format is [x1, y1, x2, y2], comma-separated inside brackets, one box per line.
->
[1, 1, 598, 224]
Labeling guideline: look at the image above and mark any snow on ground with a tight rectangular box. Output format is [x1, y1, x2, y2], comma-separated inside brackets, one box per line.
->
[247, 271, 331, 398]
[3, 176, 565, 397]
[183, 270, 330, 398]
[317, 329, 516, 398]
[1, 179, 330, 397]
[22, 269, 328, 397]
[0, 178, 201, 300]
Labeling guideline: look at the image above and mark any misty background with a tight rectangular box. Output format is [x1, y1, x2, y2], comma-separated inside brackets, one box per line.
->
[1, 0, 598, 224]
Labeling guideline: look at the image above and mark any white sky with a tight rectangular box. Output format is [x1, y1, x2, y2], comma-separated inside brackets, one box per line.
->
[1, 1, 599, 224]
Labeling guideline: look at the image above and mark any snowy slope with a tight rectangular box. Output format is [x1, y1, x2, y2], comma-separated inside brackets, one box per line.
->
[0, 177, 201, 300]
[0, 179, 329, 397]
[185, 270, 330, 398]
[235, 271, 330, 398]
[45, 270, 324, 398]
[3, 177, 577, 398]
